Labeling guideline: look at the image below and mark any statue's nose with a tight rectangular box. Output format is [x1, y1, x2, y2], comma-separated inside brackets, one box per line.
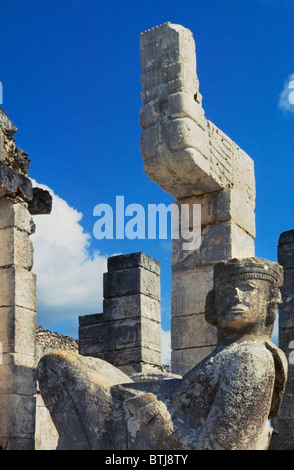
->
[232, 287, 243, 301]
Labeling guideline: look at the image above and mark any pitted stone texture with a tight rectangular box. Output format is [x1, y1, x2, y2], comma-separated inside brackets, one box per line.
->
[0, 306, 36, 356]
[139, 23, 255, 201]
[38, 258, 287, 450]
[0, 267, 36, 311]
[140, 23, 199, 103]
[0, 227, 33, 269]
[140, 23, 256, 375]
[103, 266, 160, 301]
[0, 198, 34, 234]
[171, 313, 216, 350]
[37, 351, 132, 450]
[271, 230, 294, 449]
[107, 252, 160, 275]
[0, 394, 36, 447]
[171, 346, 215, 376]
[104, 294, 160, 322]
[38, 340, 284, 450]
[79, 252, 162, 374]
[0, 353, 36, 395]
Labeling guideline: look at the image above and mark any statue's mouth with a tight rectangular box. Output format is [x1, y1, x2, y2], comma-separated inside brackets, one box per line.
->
[230, 306, 248, 314]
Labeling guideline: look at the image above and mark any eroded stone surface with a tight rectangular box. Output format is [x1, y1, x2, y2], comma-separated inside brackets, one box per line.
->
[38, 257, 287, 450]
[139, 24, 256, 374]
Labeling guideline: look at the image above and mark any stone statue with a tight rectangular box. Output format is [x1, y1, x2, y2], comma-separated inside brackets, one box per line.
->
[37, 257, 288, 450]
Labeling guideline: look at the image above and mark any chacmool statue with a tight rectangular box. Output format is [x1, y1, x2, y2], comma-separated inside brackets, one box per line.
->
[37, 257, 287, 450]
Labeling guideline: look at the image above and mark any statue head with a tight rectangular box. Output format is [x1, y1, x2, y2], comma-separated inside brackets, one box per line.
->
[205, 258, 284, 341]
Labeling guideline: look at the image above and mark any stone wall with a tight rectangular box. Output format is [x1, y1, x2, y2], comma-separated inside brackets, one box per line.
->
[139, 23, 255, 375]
[79, 252, 162, 375]
[35, 326, 78, 450]
[271, 230, 294, 450]
[0, 107, 52, 450]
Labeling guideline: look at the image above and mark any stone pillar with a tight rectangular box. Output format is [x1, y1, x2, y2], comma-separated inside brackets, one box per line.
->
[0, 199, 36, 450]
[79, 313, 104, 359]
[271, 230, 294, 450]
[139, 23, 255, 375]
[79, 252, 162, 375]
[0, 108, 52, 449]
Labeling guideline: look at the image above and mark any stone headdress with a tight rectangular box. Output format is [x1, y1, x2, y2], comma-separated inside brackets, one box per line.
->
[213, 257, 284, 287]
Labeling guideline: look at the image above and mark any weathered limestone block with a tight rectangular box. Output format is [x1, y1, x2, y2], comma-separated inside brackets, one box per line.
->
[0, 107, 52, 450]
[171, 313, 216, 350]
[171, 346, 216, 377]
[139, 23, 255, 201]
[0, 306, 36, 356]
[104, 347, 162, 375]
[0, 227, 34, 269]
[0, 353, 36, 395]
[104, 294, 160, 322]
[105, 317, 161, 352]
[0, 197, 35, 233]
[79, 253, 162, 374]
[107, 251, 160, 275]
[38, 257, 286, 451]
[104, 266, 160, 300]
[0, 394, 36, 447]
[172, 260, 212, 292]
[35, 394, 59, 451]
[0, 267, 36, 311]
[78, 313, 104, 358]
[139, 23, 256, 374]
[38, 352, 132, 450]
[103, 253, 162, 372]
[270, 230, 294, 450]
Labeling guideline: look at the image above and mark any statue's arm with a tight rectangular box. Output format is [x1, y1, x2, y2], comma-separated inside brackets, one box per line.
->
[196, 346, 275, 450]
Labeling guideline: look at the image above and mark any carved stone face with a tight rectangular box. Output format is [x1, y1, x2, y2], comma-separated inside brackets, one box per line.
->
[214, 279, 270, 334]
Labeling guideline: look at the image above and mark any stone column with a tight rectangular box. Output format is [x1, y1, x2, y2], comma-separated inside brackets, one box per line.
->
[0, 199, 36, 450]
[79, 252, 162, 375]
[0, 108, 52, 449]
[139, 23, 255, 375]
[103, 252, 161, 374]
[271, 230, 294, 450]
[79, 313, 105, 359]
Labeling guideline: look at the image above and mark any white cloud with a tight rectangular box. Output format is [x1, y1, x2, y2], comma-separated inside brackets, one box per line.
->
[31, 181, 108, 334]
[278, 73, 294, 113]
[161, 329, 171, 366]
[31, 182, 172, 367]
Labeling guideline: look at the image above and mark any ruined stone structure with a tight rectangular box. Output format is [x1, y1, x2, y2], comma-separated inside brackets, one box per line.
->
[139, 23, 256, 375]
[1, 22, 293, 451]
[271, 230, 294, 450]
[38, 257, 287, 450]
[0, 107, 52, 450]
[79, 252, 162, 375]
[35, 326, 78, 450]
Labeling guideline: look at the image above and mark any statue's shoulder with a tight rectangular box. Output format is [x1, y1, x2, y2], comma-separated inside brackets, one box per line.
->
[218, 339, 276, 373]
[265, 340, 288, 418]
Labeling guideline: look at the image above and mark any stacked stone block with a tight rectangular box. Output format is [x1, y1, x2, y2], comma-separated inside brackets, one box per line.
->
[79, 252, 162, 375]
[79, 313, 104, 359]
[0, 107, 52, 450]
[139, 23, 256, 375]
[271, 230, 294, 449]
[0, 199, 37, 450]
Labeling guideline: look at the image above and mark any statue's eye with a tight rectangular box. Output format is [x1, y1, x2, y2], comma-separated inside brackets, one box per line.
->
[246, 283, 256, 289]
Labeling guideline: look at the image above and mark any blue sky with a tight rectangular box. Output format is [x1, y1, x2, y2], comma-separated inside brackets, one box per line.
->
[1, 0, 294, 357]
